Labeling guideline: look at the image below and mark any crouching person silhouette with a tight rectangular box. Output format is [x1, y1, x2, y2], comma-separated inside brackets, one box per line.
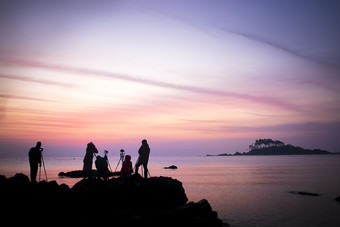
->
[95, 155, 109, 180]
[28, 141, 42, 182]
[135, 139, 150, 178]
[121, 155, 133, 176]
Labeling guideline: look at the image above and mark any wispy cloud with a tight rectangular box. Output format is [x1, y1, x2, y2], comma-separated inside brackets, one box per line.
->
[0, 94, 58, 103]
[221, 29, 340, 69]
[228, 121, 340, 134]
[149, 7, 340, 70]
[180, 119, 340, 136]
[0, 58, 300, 112]
[0, 74, 79, 88]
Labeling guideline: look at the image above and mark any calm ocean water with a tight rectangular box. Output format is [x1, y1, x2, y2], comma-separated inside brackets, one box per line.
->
[1, 155, 340, 227]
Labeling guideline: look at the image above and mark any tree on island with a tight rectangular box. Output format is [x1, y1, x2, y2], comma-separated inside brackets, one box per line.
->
[249, 139, 285, 151]
[244, 138, 330, 155]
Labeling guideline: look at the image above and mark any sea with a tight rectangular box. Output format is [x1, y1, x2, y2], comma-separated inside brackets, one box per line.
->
[1, 154, 340, 227]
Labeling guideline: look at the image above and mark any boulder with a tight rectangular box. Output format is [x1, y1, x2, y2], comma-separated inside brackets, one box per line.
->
[335, 196, 340, 203]
[71, 174, 188, 210]
[163, 165, 178, 169]
[12, 173, 30, 184]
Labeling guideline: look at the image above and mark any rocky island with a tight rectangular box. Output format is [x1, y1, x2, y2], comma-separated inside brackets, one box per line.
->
[208, 139, 331, 156]
[0, 173, 226, 226]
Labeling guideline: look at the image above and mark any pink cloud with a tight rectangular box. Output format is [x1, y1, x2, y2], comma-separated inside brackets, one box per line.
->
[0, 94, 58, 103]
[0, 57, 301, 112]
[0, 74, 79, 88]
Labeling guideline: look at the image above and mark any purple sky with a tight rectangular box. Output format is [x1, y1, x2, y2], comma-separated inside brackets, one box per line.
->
[0, 0, 340, 157]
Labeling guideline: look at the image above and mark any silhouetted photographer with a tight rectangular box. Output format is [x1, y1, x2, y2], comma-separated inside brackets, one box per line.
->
[135, 139, 150, 178]
[83, 142, 98, 178]
[28, 141, 42, 183]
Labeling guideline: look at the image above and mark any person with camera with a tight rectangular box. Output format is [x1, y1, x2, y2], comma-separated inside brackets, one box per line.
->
[28, 141, 43, 183]
[83, 142, 98, 178]
[135, 139, 150, 178]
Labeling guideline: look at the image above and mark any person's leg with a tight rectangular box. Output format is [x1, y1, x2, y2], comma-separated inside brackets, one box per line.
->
[143, 163, 148, 178]
[30, 163, 38, 182]
[83, 162, 92, 179]
[135, 162, 140, 174]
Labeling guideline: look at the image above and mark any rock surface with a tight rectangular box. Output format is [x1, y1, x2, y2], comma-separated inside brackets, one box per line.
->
[58, 169, 119, 178]
[0, 173, 226, 226]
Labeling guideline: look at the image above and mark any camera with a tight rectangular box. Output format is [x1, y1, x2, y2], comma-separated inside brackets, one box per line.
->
[120, 149, 125, 159]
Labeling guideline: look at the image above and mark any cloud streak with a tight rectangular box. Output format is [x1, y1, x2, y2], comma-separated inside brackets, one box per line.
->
[1, 58, 300, 112]
[180, 119, 340, 136]
[0, 74, 79, 88]
[150, 8, 340, 69]
[0, 94, 58, 103]
[222, 29, 340, 69]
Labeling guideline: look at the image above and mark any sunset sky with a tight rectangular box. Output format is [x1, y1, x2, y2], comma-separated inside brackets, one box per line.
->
[1, 0, 340, 157]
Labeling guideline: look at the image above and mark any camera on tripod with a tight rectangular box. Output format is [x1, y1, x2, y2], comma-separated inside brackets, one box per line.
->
[120, 149, 125, 160]
[115, 149, 125, 172]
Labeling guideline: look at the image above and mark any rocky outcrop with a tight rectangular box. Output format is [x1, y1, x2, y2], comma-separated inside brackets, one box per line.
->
[71, 174, 188, 210]
[58, 169, 119, 178]
[0, 173, 225, 226]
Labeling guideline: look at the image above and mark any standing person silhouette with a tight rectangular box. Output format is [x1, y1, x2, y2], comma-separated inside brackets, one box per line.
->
[135, 139, 150, 178]
[83, 142, 98, 178]
[28, 141, 42, 183]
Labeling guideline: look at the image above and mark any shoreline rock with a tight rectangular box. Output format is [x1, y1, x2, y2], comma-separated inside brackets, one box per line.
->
[288, 191, 321, 196]
[0, 173, 226, 226]
[163, 165, 178, 169]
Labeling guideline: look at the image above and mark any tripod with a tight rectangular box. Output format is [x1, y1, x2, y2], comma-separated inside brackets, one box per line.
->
[115, 149, 125, 172]
[39, 153, 48, 182]
[104, 150, 112, 172]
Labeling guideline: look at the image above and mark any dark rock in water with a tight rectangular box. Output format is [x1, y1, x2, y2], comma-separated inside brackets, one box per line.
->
[288, 191, 321, 196]
[335, 196, 340, 203]
[163, 165, 178, 169]
[0, 173, 226, 226]
[58, 169, 119, 178]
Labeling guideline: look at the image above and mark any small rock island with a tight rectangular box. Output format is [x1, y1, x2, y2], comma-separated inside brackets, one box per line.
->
[208, 139, 331, 156]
